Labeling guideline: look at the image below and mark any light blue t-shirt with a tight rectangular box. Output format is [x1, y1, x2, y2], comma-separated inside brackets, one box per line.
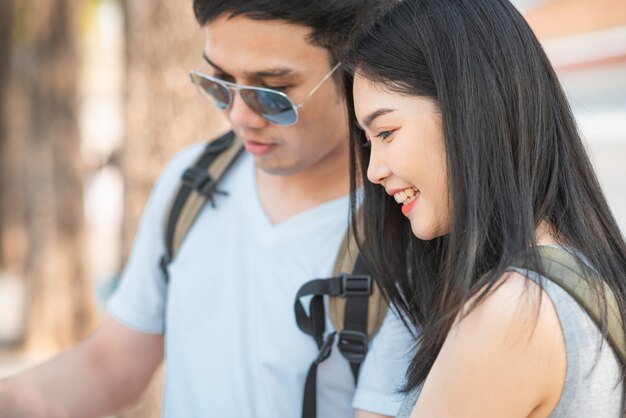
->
[108, 144, 413, 417]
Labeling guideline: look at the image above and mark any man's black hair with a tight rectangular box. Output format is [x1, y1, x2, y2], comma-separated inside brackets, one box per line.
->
[193, 0, 393, 65]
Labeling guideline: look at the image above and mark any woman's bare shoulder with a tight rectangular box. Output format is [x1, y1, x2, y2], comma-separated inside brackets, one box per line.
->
[410, 272, 566, 418]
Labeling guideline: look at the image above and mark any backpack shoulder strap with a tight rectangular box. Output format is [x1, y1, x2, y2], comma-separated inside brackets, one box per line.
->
[328, 228, 388, 338]
[329, 227, 389, 382]
[160, 130, 243, 279]
[294, 210, 389, 418]
[511, 246, 625, 364]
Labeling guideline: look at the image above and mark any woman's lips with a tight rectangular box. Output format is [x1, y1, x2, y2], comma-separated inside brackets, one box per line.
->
[401, 195, 418, 216]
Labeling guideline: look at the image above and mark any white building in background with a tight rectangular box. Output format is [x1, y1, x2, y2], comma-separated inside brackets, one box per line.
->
[544, 28, 626, 234]
[510, 0, 626, 233]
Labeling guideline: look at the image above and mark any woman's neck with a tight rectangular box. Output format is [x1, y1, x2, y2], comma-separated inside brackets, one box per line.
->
[535, 220, 561, 246]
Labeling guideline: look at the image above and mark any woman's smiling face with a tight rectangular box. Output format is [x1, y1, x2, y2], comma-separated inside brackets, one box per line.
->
[353, 73, 451, 240]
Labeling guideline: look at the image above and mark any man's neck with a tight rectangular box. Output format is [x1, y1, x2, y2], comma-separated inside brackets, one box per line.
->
[255, 148, 350, 225]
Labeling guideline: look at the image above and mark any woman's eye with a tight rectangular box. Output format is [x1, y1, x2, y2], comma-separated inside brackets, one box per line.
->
[375, 130, 395, 141]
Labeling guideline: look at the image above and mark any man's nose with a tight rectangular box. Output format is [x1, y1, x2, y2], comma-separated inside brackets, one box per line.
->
[227, 90, 268, 130]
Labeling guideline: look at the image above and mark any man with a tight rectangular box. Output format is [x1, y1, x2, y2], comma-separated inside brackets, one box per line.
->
[0, 1, 412, 417]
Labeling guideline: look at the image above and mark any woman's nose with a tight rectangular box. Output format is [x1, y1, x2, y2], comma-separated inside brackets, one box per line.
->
[367, 146, 391, 185]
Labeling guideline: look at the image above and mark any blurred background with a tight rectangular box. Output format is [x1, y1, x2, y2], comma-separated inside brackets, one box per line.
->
[0, 0, 624, 416]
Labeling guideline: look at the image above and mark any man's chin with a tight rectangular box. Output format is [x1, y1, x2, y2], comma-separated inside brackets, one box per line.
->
[254, 157, 301, 177]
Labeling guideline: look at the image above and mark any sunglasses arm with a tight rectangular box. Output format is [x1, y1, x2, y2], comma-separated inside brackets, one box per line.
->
[294, 62, 342, 109]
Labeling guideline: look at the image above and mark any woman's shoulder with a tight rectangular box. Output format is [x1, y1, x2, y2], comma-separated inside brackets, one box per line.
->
[456, 272, 568, 392]
[506, 265, 624, 417]
[456, 271, 563, 349]
[410, 272, 566, 417]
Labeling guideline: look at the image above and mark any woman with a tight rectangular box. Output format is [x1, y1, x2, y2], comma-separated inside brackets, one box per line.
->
[345, 0, 626, 416]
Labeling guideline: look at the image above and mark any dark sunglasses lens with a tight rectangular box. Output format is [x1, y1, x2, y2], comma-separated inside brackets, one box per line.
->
[240, 89, 297, 125]
[192, 74, 231, 109]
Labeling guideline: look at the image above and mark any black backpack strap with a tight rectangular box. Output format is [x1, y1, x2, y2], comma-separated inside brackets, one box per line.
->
[329, 219, 388, 381]
[337, 255, 372, 381]
[295, 277, 342, 418]
[294, 274, 370, 345]
[510, 246, 626, 364]
[294, 273, 370, 418]
[160, 130, 243, 282]
[294, 220, 388, 418]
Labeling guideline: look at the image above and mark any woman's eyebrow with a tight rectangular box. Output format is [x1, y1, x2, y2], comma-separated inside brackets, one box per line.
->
[360, 108, 396, 130]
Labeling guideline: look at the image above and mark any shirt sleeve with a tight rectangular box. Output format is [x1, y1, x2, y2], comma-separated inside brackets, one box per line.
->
[352, 307, 418, 416]
[107, 143, 205, 334]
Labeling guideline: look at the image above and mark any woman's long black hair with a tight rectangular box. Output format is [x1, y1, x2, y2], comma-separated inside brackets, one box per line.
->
[345, 0, 626, 394]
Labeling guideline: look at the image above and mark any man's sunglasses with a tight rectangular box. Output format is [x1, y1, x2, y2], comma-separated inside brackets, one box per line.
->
[189, 63, 341, 126]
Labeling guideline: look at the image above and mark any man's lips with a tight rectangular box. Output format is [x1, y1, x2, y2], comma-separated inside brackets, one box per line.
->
[243, 140, 275, 156]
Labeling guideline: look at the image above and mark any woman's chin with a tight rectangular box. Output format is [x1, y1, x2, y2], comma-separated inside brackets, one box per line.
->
[410, 223, 433, 241]
[409, 219, 447, 241]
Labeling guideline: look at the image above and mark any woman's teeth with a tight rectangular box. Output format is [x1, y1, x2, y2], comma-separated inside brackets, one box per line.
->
[393, 187, 419, 205]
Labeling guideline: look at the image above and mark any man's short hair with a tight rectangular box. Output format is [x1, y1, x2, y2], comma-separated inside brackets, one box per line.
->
[193, 0, 394, 65]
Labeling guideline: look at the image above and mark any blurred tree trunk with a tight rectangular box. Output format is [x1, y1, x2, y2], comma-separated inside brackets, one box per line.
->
[0, 0, 13, 267]
[120, 0, 227, 416]
[120, 1, 228, 261]
[15, 0, 97, 351]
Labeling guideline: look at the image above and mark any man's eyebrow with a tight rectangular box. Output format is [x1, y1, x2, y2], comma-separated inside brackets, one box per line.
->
[202, 53, 296, 78]
[203, 53, 227, 73]
[359, 108, 396, 130]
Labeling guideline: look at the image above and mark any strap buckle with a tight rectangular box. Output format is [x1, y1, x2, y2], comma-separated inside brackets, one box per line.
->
[338, 330, 368, 364]
[182, 167, 228, 207]
[182, 167, 215, 197]
[340, 274, 372, 297]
